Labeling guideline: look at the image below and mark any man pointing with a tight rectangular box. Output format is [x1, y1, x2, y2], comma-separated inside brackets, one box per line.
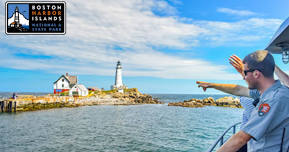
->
[217, 50, 289, 152]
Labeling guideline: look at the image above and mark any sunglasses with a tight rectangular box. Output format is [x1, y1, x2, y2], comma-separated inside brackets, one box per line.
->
[244, 69, 257, 76]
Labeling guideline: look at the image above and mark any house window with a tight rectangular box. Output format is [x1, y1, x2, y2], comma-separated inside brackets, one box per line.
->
[62, 79, 64, 82]
[62, 84, 64, 87]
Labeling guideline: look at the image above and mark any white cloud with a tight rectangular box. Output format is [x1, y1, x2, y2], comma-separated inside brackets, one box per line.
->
[217, 8, 257, 16]
[0, 0, 283, 80]
[195, 18, 282, 46]
[0, 46, 241, 80]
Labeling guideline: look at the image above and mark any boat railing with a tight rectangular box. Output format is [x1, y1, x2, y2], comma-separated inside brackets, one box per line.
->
[206, 122, 242, 152]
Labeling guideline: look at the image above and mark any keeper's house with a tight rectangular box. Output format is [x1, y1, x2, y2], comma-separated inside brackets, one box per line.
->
[53, 73, 77, 94]
[69, 84, 89, 96]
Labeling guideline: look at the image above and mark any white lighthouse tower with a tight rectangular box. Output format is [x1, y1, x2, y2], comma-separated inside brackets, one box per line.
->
[12, 6, 20, 28]
[111, 61, 126, 93]
[115, 61, 123, 88]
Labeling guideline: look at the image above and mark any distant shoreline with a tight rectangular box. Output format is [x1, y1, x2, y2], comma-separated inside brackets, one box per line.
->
[0, 89, 163, 112]
[0, 92, 233, 97]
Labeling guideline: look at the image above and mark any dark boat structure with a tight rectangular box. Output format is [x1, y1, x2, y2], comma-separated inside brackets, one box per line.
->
[266, 17, 289, 64]
[207, 16, 289, 152]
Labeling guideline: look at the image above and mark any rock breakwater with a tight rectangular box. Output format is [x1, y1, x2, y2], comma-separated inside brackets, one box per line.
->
[168, 96, 241, 108]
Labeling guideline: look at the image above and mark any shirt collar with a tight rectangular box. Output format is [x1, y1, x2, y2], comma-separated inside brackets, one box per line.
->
[260, 80, 281, 100]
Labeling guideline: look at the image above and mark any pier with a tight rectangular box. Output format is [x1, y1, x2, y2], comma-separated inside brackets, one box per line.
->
[0, 100, 17, 113]
[0, 96, 83, 113]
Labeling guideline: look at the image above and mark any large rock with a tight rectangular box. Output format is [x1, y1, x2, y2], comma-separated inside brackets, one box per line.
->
[168, 96, 241, 108]
[215, 97, 241, 108]
[168, 101, 204, 108]
[110, 89, 163, 104]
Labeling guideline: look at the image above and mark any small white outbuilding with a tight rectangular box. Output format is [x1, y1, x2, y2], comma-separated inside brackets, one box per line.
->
[69, 84, 89, 97]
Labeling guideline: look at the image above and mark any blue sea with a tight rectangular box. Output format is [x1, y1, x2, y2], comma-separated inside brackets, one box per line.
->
[0, 94, 243, 152]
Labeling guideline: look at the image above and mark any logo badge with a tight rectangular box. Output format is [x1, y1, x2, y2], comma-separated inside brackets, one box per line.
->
[5, 1, 66, 35]
[258, 103, 270, 116]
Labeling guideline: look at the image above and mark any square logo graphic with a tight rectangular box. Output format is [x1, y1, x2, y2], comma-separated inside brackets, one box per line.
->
[5, 1, 66, 35]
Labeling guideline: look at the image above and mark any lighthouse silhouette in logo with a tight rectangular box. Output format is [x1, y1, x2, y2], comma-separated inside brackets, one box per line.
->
[111, 61, 127, 93]
[11, 7, 20, 28]
[7, 4, 29, 32]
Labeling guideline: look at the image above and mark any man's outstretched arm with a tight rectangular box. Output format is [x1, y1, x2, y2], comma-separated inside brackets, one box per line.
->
[196, 81, 250, 97]
[275, 65, 289, 87]
[217, 131, 252, 152]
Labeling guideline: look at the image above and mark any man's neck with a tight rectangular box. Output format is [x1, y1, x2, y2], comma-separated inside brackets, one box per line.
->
[258, 78, 275, 94]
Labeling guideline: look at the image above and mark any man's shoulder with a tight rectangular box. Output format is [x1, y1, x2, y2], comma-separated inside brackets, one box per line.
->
[276, 84, 289, 95]
[260, 85, 286, 102]
[270, 85, 289, 103]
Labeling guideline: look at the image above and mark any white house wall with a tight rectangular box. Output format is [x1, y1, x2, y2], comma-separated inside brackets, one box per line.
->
[54, 76, 70, 89]
[69, 85, 89, 96]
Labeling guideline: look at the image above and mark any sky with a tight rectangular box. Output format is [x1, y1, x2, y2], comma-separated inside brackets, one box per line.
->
[0, 0, 289, 94]
[7, 4, 29, 19]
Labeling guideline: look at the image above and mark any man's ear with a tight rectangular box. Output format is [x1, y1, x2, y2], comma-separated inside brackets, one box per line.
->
[253, 70, 261, 78]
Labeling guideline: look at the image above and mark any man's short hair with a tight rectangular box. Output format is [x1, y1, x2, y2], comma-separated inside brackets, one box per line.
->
[243, 50, 275, 77]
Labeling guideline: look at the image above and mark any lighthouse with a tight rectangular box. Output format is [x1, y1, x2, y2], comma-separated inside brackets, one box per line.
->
[14, 7, 20, 28]
[10, 6, 21, 28]
[115, 61, 123, 88]
[111, 61, 126, 93]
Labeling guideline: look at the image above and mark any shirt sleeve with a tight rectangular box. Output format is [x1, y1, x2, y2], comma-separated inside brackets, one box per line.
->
[241, 99, 282, 140]
[239, 97, 255, 129]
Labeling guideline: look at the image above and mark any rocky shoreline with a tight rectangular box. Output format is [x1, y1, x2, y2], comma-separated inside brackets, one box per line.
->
[168, 96, 242, 108]
[1, 90, 243, 113]
[1, 88, 163, 112]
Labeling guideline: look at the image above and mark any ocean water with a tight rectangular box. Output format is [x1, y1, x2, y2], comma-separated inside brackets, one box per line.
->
[0, 94, 243, 152]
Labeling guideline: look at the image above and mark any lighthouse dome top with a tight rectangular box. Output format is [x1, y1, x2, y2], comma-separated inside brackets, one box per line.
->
[116, 61, 122, 69]
[117, 61, 121, 66]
